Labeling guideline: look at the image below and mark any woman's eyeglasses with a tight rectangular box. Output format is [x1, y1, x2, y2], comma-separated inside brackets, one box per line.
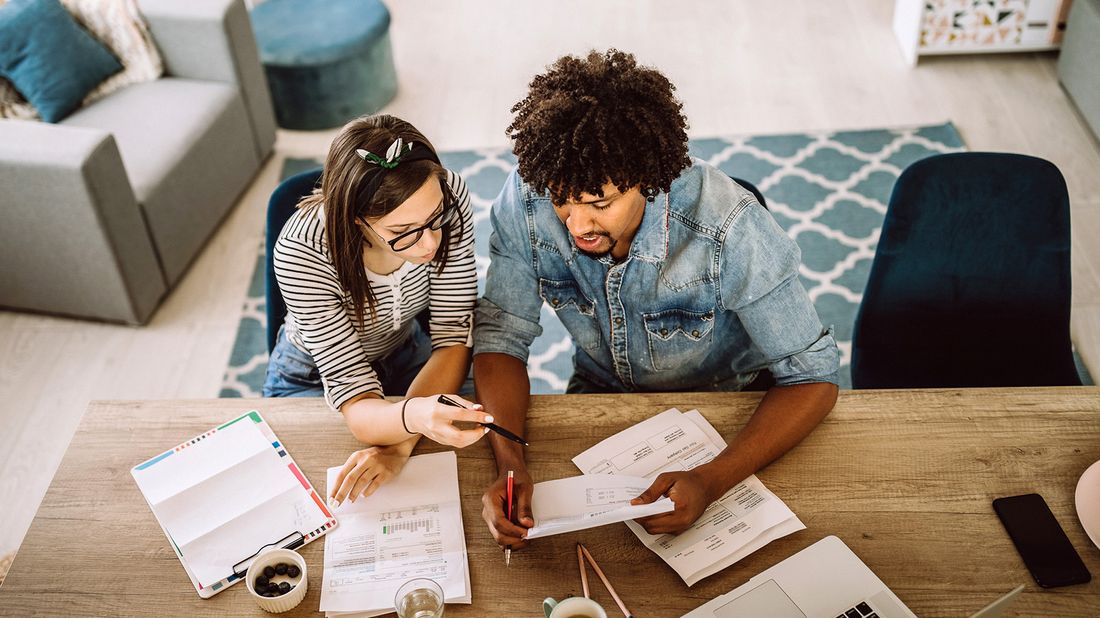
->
[378, 197, 458, 252]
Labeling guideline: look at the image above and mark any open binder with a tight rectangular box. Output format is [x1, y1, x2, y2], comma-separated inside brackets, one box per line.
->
[131, 410, 337, 598]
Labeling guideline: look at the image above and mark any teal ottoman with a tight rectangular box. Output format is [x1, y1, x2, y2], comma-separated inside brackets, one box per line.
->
[251, 0, 397, 130]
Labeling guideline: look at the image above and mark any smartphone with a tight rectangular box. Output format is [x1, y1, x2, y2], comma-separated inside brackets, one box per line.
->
[993, 493, 1091, 588]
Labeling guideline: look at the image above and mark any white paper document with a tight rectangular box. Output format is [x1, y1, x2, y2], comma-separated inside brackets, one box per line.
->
[572, 408, 805, 586]
[131, 416, 333, 590]
[525, 474, 675, 539]
[320, 451, 470, 617]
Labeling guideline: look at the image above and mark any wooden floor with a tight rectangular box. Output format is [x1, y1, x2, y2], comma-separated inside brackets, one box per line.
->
[2, 0, 1100, 567]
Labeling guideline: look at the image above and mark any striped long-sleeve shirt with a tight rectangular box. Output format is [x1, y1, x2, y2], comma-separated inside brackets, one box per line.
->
[273, 170, 476, 410]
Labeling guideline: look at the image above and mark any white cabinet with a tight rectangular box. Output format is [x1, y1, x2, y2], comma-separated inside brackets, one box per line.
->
[893, 0, 1073, 65]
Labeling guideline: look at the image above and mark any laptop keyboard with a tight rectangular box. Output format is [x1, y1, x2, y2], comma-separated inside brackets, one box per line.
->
[836, 601, 878, 618]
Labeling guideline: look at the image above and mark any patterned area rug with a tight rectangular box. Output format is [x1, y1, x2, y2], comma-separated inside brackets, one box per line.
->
[221, 122, 973, 397]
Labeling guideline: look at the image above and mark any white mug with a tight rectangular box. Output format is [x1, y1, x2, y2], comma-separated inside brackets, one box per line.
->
[543, 596, 607, 618]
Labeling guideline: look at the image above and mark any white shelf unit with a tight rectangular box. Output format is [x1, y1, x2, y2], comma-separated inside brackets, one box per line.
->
[894, 0, 1072, 65]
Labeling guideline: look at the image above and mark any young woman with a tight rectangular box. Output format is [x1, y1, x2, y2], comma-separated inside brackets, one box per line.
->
[264, 115, 490, 505]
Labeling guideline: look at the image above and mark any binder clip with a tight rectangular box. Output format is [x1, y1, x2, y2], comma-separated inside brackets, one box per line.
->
[232, 530, 305, 579]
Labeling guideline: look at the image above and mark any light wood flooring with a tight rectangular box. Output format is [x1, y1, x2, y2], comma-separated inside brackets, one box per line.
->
[2, 0, 1100, 569]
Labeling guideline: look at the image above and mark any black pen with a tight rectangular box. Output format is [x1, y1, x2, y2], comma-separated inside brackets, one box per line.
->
[436, 395, 529, 446]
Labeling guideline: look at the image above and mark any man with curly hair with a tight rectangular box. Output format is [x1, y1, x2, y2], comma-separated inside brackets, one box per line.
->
[473, 50, 840, 548]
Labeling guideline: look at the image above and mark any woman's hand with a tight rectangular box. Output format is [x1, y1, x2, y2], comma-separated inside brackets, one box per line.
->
[404, 395, 492, 448]
[330, 443, 413, 506]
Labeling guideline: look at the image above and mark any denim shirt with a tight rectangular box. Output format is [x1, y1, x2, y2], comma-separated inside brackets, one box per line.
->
[473, 159, 839, 392]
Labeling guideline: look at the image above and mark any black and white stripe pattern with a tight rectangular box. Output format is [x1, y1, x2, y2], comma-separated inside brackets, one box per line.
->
[273, 170, 476, 410]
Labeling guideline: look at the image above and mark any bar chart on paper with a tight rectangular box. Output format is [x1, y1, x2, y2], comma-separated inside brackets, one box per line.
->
[381, 506, 438, 535]
[326, 508, 448, 589]
[321, 453, 471, 616]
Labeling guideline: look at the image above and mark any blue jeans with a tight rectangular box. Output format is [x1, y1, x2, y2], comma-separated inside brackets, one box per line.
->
[263, 322, 434, 398]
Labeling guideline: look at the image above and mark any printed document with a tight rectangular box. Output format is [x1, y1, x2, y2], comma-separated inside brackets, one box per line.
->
[320, 451, 471, 616]
[572, 408, 804, 585]
[525, 473, 675, 539]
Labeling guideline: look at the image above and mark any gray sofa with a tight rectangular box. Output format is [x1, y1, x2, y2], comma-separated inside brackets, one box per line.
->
[0, 0, 276, 324]
[1058, 0, 1100, 141]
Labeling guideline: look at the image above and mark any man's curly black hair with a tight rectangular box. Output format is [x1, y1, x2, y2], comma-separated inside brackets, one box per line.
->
[507, 49, 691, 204]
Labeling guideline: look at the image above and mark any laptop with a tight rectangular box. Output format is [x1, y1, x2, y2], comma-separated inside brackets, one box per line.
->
[682, 536, 1023, 618]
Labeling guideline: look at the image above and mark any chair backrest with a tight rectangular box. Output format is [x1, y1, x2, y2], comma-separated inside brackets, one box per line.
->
[851, 152, 1079, 388]
[729, 176, 768, 210]
[266, 167, 323, 353]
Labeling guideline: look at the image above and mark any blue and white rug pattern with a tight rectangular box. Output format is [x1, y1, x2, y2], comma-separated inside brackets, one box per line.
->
[220, 122, 967, 397]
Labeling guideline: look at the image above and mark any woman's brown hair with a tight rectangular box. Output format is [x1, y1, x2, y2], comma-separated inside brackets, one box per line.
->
[298, 115, 458, 328]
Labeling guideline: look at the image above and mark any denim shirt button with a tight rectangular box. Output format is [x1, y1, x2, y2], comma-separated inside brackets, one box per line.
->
[551, 298, 560, 306]
[614, 317, 623, 326]
[692, 329, 700, 337]
[660, 328, 669, 336]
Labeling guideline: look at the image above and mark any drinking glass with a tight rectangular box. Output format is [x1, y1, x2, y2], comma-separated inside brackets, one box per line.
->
[395, 577, 445, 618]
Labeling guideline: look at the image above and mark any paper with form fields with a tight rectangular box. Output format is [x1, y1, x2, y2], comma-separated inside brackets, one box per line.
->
[525, 473, 675, 539]
[573, 408, 804, 586]
[131, 415, 335, 592]
[321, 451, 470, 616]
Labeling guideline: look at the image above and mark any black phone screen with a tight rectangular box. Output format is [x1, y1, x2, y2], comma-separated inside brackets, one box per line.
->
[993, 493, 1091, 588]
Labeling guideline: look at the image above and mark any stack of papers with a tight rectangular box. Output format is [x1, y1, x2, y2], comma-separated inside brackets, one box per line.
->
[572, 408, 805, 586]
[525, 473, 675, 539]
[320, 451, 471, 617]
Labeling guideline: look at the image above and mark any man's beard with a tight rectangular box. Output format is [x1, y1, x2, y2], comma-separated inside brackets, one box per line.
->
[575, 231, 616, 257]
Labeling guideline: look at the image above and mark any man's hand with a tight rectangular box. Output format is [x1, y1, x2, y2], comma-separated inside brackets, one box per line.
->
[330, 443, 413, 506]
[480, 468, 535, 549]
[630, 470, 715, 535]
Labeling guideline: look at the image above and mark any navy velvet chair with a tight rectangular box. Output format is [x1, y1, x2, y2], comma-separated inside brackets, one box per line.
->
[730, 176, 767, 209]
[266, 167, 323, 353]
[851, 152, 1081, 388]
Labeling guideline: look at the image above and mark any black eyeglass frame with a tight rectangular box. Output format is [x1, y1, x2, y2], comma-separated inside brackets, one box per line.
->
[370, 182, 459, 252]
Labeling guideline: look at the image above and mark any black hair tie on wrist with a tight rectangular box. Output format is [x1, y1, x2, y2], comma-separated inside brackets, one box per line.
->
[401, 398, 414, 434]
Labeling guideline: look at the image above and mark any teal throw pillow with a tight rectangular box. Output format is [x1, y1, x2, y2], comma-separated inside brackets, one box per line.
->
[0, 0, 123, 123]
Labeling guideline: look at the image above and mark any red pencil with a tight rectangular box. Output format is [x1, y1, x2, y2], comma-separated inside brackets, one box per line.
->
[505, 470, 514, 566]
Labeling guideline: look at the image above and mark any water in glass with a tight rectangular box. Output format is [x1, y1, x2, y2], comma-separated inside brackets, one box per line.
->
[397, 586, 443, 618]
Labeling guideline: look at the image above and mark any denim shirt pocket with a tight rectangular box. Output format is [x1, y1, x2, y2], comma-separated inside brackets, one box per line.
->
[539, 278, 601, 352]
[643, 308, 715, 371]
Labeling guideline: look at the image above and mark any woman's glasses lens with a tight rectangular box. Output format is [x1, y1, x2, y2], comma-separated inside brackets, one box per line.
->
[392, 230, 423, 251]
[389, 201, 454, 251]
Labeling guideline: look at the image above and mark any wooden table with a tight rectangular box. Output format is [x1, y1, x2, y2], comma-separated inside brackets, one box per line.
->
[2, 389, 1100, 616]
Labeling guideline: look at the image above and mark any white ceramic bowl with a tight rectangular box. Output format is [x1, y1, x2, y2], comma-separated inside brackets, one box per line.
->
[245, 548, 308, 613]
[1075, 459, 1100, 551]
